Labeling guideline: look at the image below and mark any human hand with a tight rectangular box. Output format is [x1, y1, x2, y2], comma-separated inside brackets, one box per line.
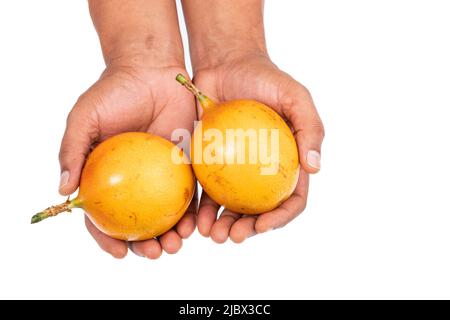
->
[193, 55, 324, 243]
[59, 63, 197, 258]
[182, 0, 324, 243]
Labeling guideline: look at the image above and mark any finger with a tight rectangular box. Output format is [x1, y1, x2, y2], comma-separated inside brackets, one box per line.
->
[59, 98, 98, 195]
[84, 215, 127, 259]
[255, 168, 309, 233]
[229, 216, 257, 244]
[176, 188, 198, 239]
[159, 230, 182, 254]
[282, 83, 324, 173]
[197, 192, 220, 237]
[210, 210, 241, 244]
[130, 239, 162, 260]
[175, 210, 196, 239]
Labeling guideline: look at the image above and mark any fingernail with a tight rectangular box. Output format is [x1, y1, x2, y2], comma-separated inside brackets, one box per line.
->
[59, 171, 70, 190]
[307, 150, 321, 170]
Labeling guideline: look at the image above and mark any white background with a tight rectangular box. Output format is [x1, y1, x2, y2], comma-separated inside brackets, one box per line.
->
[0, 0, 449, 299]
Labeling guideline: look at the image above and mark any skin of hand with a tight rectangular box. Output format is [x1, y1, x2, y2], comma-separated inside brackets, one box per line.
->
[58, 0, 197, 258]
[182, 0, 325, 243]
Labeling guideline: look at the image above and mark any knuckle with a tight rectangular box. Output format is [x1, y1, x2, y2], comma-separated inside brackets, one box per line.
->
[298, 83, 312, 99]
[279, 93, 297, 111]
[58, 147, 69, 163]
[281, 81, 314, 113]
[65, 108, 76, 125]
[314, 122, 325, 139]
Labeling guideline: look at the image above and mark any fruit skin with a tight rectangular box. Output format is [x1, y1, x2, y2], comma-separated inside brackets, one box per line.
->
[78, 132, 195, 241]
[191, 100, 299, 214]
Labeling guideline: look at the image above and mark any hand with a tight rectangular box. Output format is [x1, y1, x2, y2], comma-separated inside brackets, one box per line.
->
[193, 54, 324, 243]
[59, 63, 197, 258]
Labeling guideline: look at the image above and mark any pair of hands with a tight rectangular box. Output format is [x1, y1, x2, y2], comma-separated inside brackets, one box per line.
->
[58, 55, 324, 259]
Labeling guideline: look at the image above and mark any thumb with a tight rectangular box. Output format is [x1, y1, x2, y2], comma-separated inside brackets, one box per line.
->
[283, 84, 324, 173]
[59, 101, 98, 195]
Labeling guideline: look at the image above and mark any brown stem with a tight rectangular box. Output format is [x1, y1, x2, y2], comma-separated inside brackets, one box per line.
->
[31, 198, 79, 224]
[175, 74, 215, 110]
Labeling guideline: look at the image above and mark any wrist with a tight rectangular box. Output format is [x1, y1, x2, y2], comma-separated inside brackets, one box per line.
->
[190, 40, 268, 73]
[89, 0, 185, 69]
[182, 0, 268, 72]
[103, 35, 185, 69]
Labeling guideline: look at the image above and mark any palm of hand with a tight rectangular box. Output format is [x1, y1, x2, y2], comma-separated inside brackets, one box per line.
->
[193, 56, 321, 243]
[82, 66, 195, 141]
[61, 66, 198, 258]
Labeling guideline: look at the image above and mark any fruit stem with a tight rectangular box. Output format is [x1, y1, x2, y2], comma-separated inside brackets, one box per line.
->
[175, 74, 215, 110]
[31, 198, 81, 224]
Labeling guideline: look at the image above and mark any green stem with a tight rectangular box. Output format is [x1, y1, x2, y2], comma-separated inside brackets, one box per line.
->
[31, 198, 81, 224]
[175, 74, 215, 110]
